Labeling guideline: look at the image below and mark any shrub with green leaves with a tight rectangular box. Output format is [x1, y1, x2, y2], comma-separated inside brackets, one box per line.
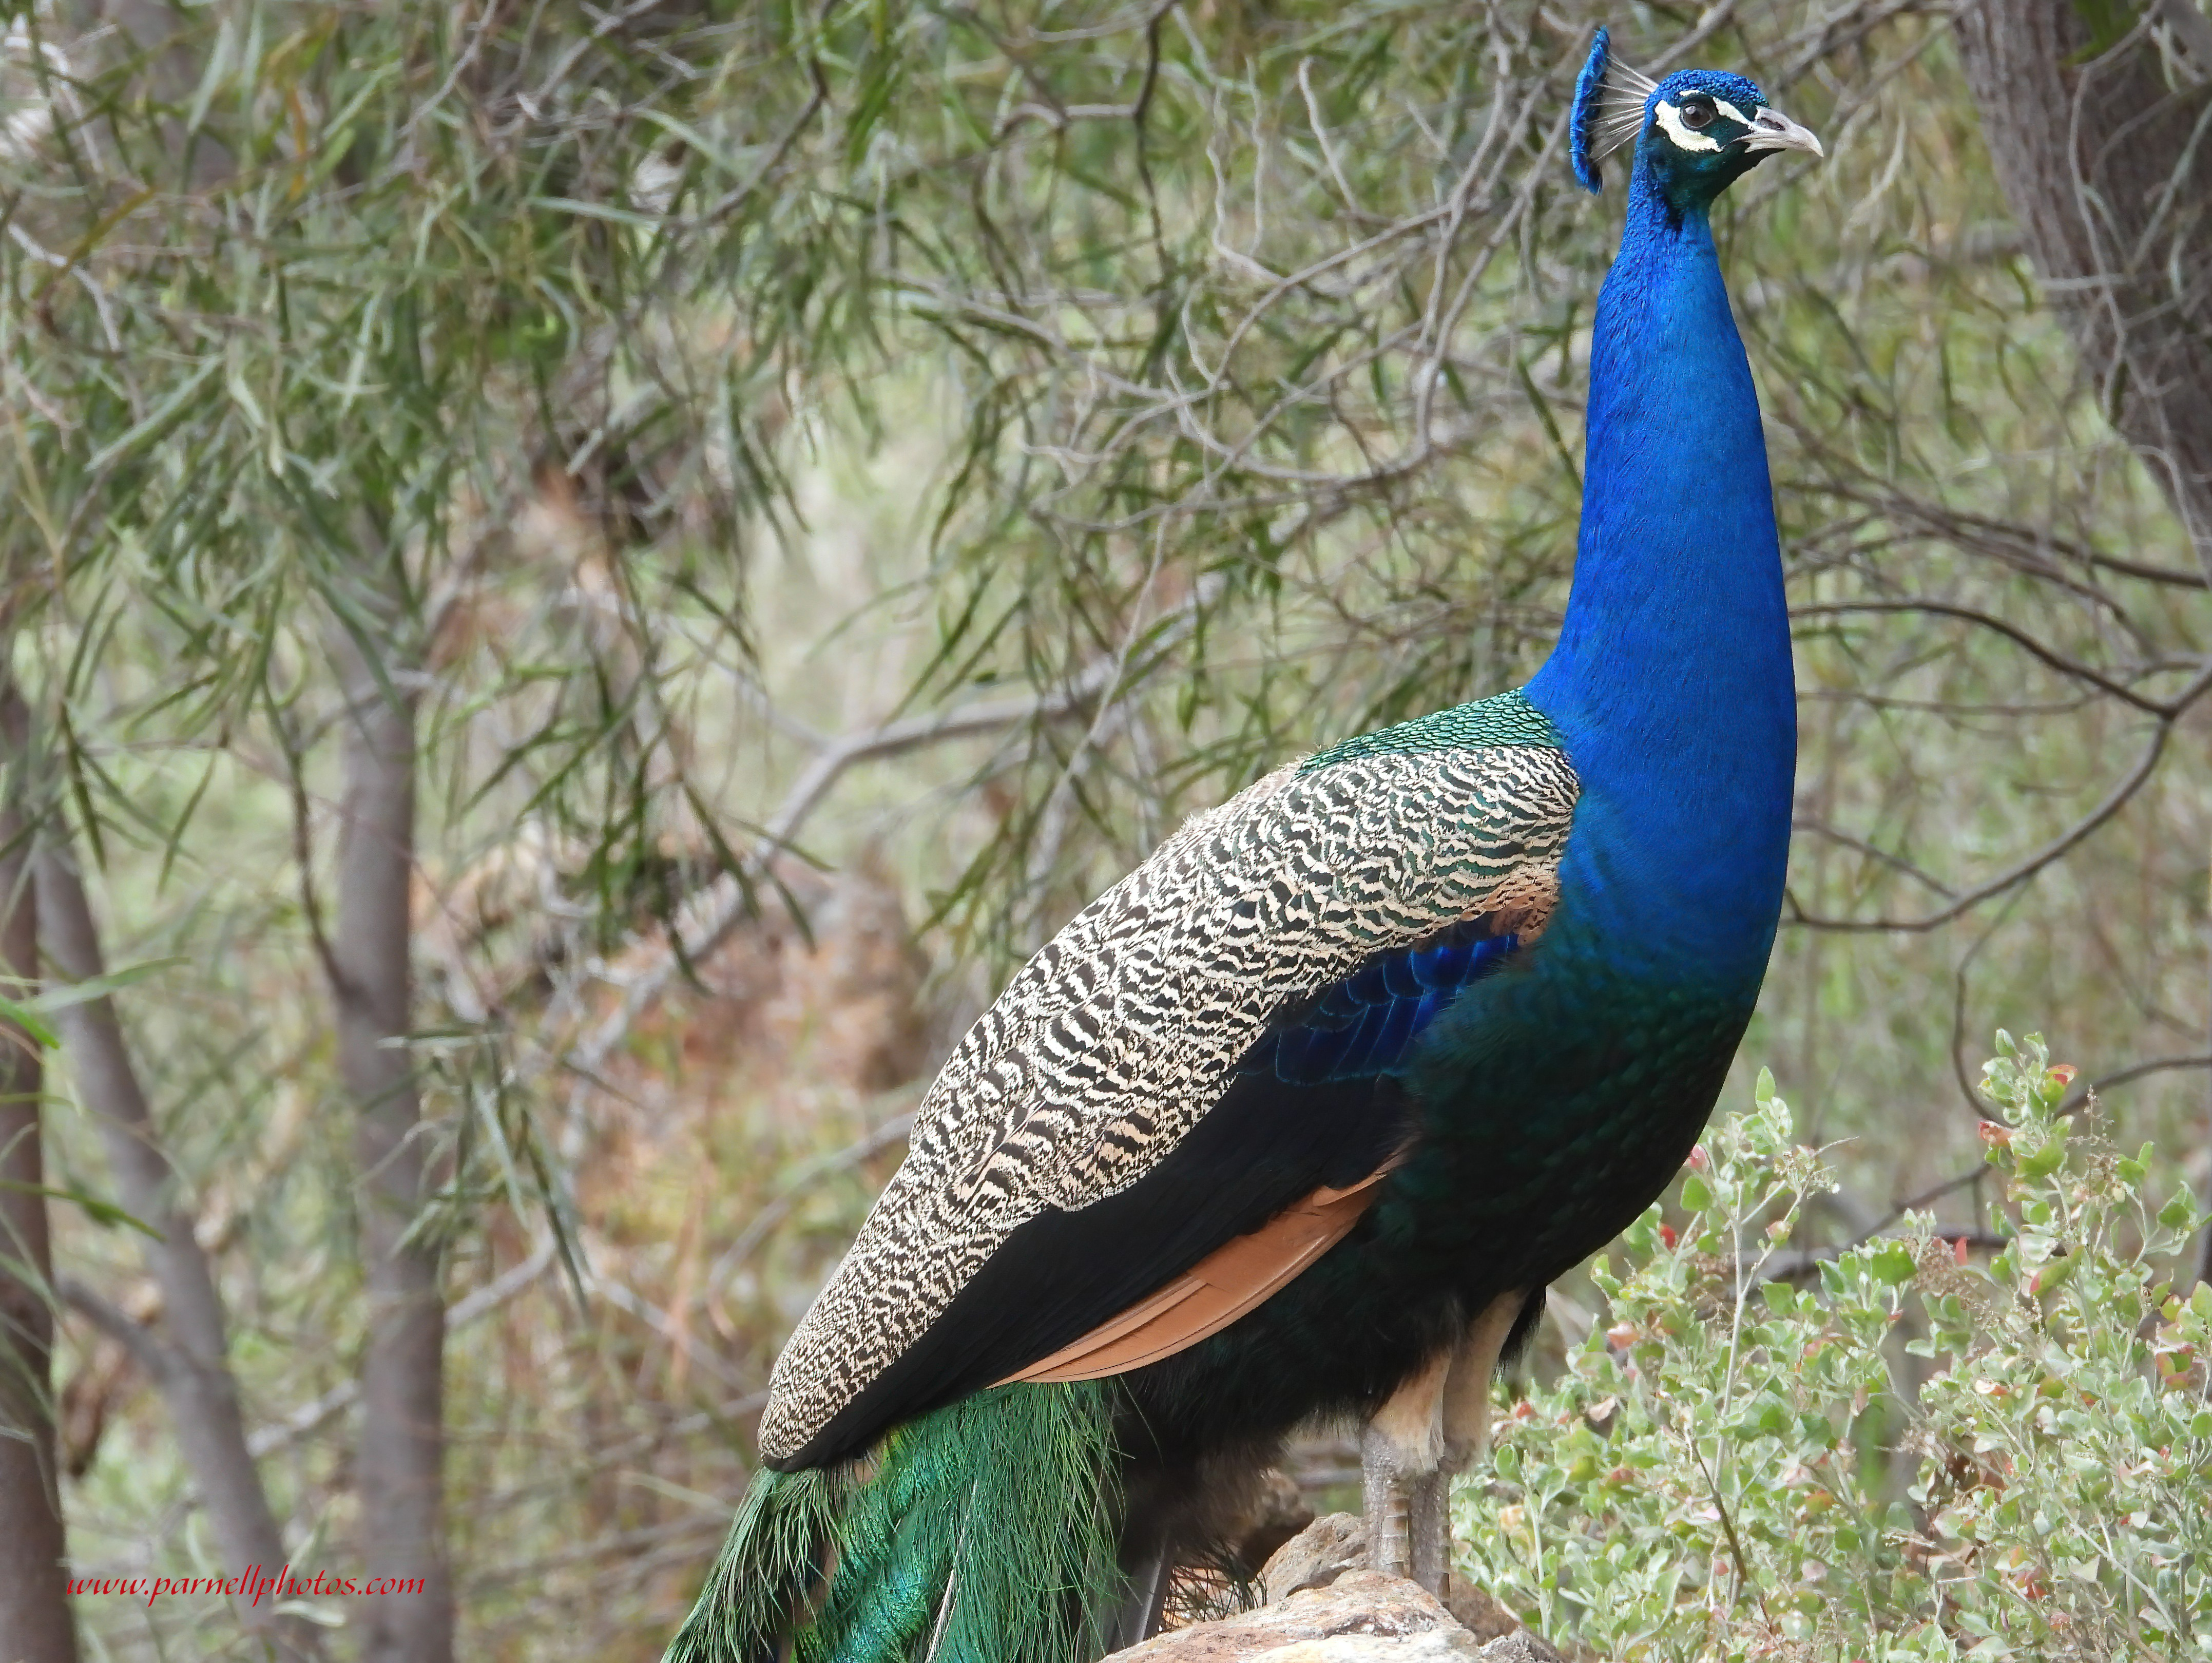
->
[1456, 1034, 2212, 1661]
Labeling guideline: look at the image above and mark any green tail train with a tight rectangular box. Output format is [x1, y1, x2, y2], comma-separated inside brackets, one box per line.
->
[665, 1381, 1123, 1663]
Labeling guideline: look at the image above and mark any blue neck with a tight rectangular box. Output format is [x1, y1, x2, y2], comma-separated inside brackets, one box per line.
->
[1523, 152, 1796, 976]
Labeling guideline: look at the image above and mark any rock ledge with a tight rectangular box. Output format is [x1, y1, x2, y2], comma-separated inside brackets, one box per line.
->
[1102, 1570, 1552, 1661]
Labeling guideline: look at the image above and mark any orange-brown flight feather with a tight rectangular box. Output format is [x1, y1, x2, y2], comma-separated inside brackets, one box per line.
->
[997, 1162, 1399, 1385]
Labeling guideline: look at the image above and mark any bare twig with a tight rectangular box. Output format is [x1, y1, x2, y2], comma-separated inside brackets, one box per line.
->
[702, 1113, 915, 1318]
[2059, 1053, 2212, 1118]
[246, 1236, 561, 1463]
[546, 635, 1164, 1095]
[1790, 658, 2212, 931]
[55, 1275, 172, 1382]
[1792, 819, 1957, 899]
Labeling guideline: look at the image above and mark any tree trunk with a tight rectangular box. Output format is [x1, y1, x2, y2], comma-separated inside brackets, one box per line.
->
[325, 617, 453, 1663]
[1954, 0, 2212, 1277]
[1956, 1, 2212, 560]
[0, 710, 80, 1663]
[36, 834, 324, 1661]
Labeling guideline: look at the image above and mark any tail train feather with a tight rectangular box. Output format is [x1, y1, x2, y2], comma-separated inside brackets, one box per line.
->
[665, 1382, 1122, 1663]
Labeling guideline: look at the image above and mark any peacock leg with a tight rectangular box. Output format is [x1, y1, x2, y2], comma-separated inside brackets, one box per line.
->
[1361, 1345, 1451, 1580]
[1368, 1289, 1528, 1592]
[1107, 1553, 1168, 1650]
[1404, 1467, 1453, 1593]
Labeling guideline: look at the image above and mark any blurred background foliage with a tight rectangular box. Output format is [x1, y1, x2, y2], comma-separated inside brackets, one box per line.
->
[2, 0, 2209, 1656]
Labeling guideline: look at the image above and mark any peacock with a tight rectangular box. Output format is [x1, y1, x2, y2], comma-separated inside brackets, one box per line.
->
[667, 29, 1822, 1662]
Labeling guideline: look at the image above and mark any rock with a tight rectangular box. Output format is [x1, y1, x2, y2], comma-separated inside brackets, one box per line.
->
[1259, 1512, 1368, 1602]
[1437, 1575, 1516, 1642]
[1236, 1517, 1564, 1663]
[1107, 1571, 1490, 1660]
[1233, 1467, 1318, 1572]
[1438, 1577, 1561, 1658]
[1463, 1638, 1556, 1662]
[1204, 1639, 1479, 1661]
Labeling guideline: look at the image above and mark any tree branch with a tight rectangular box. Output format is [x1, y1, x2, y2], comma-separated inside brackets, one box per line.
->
[1791, 599, 2179, 716]
[244, 1236, 560, 1463]
[55, 1274, 175, 1382]
[548, 646, 1141, 1095]
[1789, 658, 2212, 931]
[37, 828, 324, 1660]
[1791, 818, 1957, 899]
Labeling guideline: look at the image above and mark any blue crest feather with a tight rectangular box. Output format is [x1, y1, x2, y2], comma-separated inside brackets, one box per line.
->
[1570, 27, 1611, 194]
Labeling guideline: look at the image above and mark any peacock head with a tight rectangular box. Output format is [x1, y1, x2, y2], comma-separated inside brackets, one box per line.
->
[1569, 29, 1822, 212]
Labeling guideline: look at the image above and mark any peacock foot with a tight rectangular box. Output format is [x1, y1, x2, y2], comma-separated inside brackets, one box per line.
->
[1360, 1288, 1526, 1593]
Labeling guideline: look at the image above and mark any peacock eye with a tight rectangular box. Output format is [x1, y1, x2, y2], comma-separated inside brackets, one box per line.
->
[1680, 97, 1716, 130]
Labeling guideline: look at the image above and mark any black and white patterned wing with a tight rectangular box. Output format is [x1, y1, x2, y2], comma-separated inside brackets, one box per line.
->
[757, 735, 1578, 1467]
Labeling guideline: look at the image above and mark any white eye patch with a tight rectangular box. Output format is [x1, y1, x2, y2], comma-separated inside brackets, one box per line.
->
[1652, 100, 1720, 152]
[1653, 94, 1755, 154]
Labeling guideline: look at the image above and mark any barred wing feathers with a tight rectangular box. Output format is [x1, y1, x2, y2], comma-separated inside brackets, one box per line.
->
[758, 723, 1578, 1468]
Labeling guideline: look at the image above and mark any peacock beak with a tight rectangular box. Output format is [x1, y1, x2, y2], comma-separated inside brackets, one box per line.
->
[1742, 106, 1823, 158]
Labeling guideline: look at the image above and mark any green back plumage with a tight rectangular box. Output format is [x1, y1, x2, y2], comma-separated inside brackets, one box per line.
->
[665, 1382, 1122, 1663]
[1299, 687, 1563, 772]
